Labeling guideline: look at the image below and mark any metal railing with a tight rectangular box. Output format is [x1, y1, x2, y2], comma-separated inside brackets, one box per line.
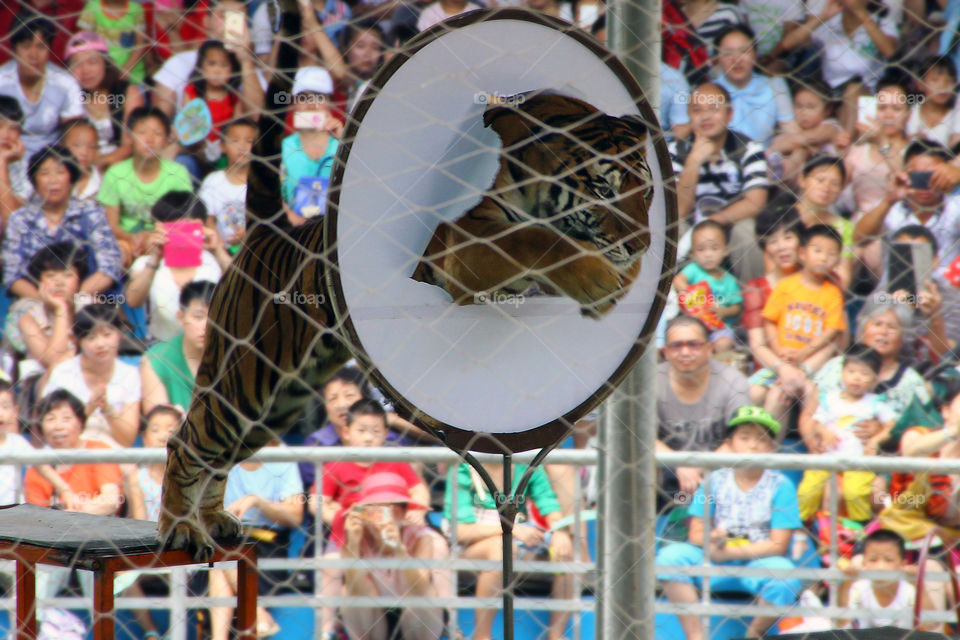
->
[1, 447, 959, 638]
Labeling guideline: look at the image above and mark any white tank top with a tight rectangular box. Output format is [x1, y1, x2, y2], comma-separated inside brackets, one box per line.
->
[848, 578, 915, 629]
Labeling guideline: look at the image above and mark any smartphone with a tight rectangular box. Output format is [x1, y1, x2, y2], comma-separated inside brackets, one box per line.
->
[857, 96, 877, 124]
[224, 10, 246, 49]
[163, 220, 204, 268]
[908, 170, 933, 189]
[888, 241, 934, 297]
[293, 111, 328, 130]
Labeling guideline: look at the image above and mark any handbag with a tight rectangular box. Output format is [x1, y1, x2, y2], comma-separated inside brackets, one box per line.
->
[293, 156, 334, 218]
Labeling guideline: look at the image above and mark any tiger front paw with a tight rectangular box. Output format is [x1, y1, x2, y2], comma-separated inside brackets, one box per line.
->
[546, 253, 626, 318]
[158, 510, 242, 562]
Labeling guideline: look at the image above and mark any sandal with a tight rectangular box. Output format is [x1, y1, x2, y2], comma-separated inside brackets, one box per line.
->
[255, 618, 281, 638]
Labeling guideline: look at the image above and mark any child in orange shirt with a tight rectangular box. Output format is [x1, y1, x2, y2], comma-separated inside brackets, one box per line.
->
[753, 224, 848, 430]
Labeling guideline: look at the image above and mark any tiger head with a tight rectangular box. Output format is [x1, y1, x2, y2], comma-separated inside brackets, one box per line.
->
[482, 92, 655, 270]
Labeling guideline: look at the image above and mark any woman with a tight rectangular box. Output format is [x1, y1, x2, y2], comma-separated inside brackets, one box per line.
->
[800, 296, 930, 452]
[65, 31, 145, 171]
[1, 146, 123, 300]
[41, 303, 141, 448]
[793, 154, 857, 290]
[844, 81, 911, 228]
[340, 22, 385, 112]
[0, 17, 85, 157]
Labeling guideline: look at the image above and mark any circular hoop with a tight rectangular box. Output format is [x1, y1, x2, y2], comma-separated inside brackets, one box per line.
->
[325, 9, 678, 453]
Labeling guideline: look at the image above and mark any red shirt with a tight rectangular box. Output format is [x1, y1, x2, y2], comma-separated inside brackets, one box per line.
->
[318, 461, 422, 546]
[741, 276, 772, 331]
[184, 83, 238, 141]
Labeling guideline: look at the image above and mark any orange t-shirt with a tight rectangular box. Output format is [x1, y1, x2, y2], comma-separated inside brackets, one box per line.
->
[761, 273, 847, 351]
[24, 440, 123, 511]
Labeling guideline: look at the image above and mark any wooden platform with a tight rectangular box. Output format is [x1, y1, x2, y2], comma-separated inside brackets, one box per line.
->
[0, 504, 257, 640]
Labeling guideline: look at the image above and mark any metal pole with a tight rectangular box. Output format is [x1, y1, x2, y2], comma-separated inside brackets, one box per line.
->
[598, 344, 658, 639]
[601, 0, 662, 637]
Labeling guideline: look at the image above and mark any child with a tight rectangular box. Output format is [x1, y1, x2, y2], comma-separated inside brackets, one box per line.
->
[0, 96, 31, 223]
[182, 40, 241, 165]
[838, 528, 935, 629]
[60, 119, 103, 201]
[341, 472, 450, 640]
[907, 56, 960, 148]
[77, 0, 149, 84]
[123, 404, 182, 640]
[755, 224, 848, 429]
[98, 106, 193, 265]
[0, 380, 33, 505]
[197, 118, 255, 253]
[209, 440, 303, 640]
[309, 398, 430, 638]
[672, 219, 742, 352]
[797, 344, 896, 522]
[767, 82, 844, 183]
[444, 458, 574, 640]
[281, 67, 339, 226]
[656, 405, 802, 639]
[4, 242, 85, 381]
[124, 191, 229, 343]
[126, 404, 183, 522]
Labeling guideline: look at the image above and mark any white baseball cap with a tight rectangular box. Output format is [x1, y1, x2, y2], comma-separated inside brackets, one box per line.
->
[292, 66, 334, 96]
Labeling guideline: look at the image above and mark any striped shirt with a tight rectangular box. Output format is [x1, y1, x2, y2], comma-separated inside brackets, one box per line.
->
[669, 130, 769, 221]
[693, 3, 745, 53]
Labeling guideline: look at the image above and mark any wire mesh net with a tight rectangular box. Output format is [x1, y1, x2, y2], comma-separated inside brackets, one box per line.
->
[0, 0, 959, 637]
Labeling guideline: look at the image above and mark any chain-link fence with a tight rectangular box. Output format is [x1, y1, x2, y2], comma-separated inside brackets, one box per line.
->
[1, 0, 960, 637]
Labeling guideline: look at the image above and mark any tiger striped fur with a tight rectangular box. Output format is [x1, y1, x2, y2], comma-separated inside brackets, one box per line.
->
[157, 0, 350, 560]
[412, 92, 655, 317]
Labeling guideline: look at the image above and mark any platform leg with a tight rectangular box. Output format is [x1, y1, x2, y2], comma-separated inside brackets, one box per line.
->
[236, 553, 258, 640]
[93, 565, 115, 640]
[16, 560, 37, 640]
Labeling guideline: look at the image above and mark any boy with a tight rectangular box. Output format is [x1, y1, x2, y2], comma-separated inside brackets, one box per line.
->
[838, 528, 935, 629]
[281, 67, 339, 226]
[673, 219, 743, 352]
[798, 345, 896, 522]
[198, 118, 256, 254]
[98, 106, 193, 263]
[141, 281, 216, 415]
[656, 405, 801, 640]
[310, 398, 430, 638]
[757, 224, 848, 427]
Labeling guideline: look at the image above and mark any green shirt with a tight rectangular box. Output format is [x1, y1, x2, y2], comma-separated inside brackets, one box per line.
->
[78, 0, 147, 84]
[443, 463, 560, 525]
[99, 158, 193, 233]
[145, 334, 194, 411]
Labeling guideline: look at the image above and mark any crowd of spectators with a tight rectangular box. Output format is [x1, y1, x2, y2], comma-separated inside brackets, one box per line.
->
[0, 0, 959, 636]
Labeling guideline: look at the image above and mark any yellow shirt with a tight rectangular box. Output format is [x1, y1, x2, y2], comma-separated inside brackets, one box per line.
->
[761, 273, 846, 351]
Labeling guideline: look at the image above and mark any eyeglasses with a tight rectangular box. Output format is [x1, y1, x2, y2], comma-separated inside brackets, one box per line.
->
[665, 340, 707, 352]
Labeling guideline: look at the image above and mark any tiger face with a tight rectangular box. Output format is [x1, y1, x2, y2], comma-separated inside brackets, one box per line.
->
[487, 94, 654, 272]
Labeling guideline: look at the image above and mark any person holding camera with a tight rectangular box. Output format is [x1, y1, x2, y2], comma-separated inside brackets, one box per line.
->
[854, 140, 960, 280]
[124, 191, 230, 344]
[340, 472, 450, 640]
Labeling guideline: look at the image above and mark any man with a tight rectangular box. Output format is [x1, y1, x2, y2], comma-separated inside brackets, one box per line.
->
[670, 81, 769, 280]
[713, 25, 795, 146]
[656, 315, 751, 506]
[855, 140, 960, 274]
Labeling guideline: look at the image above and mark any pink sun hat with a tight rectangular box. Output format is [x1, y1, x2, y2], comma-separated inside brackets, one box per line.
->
[65, 32, 109, 60]
[357, 472, 427, 510]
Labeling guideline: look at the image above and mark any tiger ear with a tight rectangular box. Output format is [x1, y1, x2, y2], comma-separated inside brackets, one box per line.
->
[482, 97, 536, 149]
[620, 114, 650, 140]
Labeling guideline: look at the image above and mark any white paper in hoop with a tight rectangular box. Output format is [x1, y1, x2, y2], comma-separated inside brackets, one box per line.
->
[329, 12, 674, 448]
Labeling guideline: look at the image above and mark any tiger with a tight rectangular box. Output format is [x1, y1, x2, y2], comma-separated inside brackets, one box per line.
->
[157, 0, 352, 560]
[411, 92, 655, 318]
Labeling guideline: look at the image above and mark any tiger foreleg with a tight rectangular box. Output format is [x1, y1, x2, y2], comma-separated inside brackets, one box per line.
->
[412, 212, 629, 316]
